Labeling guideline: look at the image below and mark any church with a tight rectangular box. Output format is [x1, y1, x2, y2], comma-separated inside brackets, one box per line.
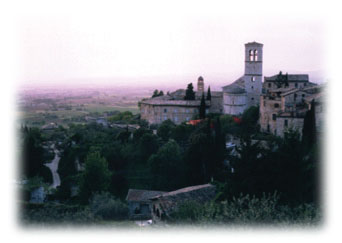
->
[139, 41, 323, 135]
[222, 42, 263, 115]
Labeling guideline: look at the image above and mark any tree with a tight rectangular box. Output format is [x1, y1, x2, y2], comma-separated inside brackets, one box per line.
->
[207, 86, 211, 101]
[21, 127, 52, 183]
[199, 92, 206, 119]
[302, 100, 317, 151]
[78, 150, 112, 203]
[157, 119, 175, 141]
[184, 83, 195, 100]
[152, 89, 159, 98]
[148, 140, 185, 191]
[152, 89, 164, 98]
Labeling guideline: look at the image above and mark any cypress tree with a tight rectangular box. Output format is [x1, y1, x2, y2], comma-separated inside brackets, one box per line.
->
[184, 83, 195, 100]
[207, 86, 211, 101]
[199, 92, 206, 119]
[302, 100, 317, 151]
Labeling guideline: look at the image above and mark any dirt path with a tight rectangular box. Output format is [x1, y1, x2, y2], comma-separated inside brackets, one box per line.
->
[44, 145, 61, 188]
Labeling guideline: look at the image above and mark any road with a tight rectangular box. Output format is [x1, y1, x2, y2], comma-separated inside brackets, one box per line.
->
[44, 145, 61, 188]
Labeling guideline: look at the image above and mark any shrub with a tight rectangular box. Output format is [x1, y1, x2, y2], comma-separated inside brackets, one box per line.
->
[89, 192, 128, 220]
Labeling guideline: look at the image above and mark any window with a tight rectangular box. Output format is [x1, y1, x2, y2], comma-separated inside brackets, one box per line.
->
[272, 114, 276, 121]
[274, 103, 279, 108]
[268, 83, 271, 88]
[163, 115, 167, 121]
[174, 108, 177, 113]
[186, 116, 190, 121]
[251, 76, 256, 82]
[174, 116, 178, 122]
[251, 86, 254, 90]
[267, 124, 270, 132]
[284, 119, 288, 127]
[164, 108, 167, 113]
[302, 94, 305, 98]
[251, 98, 254, 101]
[295, 83, 298, 88]
[249, 49, 258, 61]
[304, 83, 307, 87]
[249, 50, 254, 61]
[294, 93, 297, 101]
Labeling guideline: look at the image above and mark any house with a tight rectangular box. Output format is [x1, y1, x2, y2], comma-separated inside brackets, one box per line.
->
[149, 184, 216, 221]
[126, 189, 165, 220]
[259, 73, 323, 137]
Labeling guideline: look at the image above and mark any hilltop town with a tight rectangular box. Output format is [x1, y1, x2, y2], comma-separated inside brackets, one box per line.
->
[140, 42, 324, 138]
[18, 42, 322, 227]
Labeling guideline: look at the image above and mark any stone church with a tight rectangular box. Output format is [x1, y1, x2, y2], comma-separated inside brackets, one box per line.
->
[222, 42, 263, 115]
[139, 41, 323, 135]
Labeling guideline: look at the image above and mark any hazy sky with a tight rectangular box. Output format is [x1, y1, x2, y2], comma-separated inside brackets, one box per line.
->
[16, 1, 326, 88]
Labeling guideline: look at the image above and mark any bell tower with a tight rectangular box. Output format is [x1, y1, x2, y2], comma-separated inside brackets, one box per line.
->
[244, 42, 263, 107]
[197, 76, 204, 93]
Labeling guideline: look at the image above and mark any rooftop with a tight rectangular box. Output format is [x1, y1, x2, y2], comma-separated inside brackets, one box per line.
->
[126, 189, 165, 202]
[265, 74, 309, 82]
[222, 76, 246, 94]
[245, 41, 263, 46]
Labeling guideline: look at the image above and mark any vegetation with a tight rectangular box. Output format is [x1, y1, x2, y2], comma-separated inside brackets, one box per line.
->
[199, 93, 206, 119]
[206, 86, 211, 101]
[152, 89, 164, 98]
[184, 83, 196, 100]
[19, 102, 321, 226]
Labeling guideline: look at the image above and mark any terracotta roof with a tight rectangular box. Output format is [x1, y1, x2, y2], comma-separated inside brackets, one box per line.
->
[126, 189, 165, 202]
[222, 76, 246, 94]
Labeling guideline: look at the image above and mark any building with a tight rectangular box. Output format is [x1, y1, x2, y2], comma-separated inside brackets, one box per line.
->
[126, 189, 165, 220]
[197, 76, 204, 92]
[139, 81, 223, 125]
[222, 42, 263, 115]
[150, 184, 216, 221]
[259, 72, 323, 137]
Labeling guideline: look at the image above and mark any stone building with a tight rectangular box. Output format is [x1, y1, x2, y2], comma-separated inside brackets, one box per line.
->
[222, 42, 263, 115]
[140, 81, 223, 125]
[259, 72, 322, 137]
[149, 184, 216, 221]
[126, 189, 165, 220]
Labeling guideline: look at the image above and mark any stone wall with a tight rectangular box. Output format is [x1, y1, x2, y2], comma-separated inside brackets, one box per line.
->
[223, 93, 247, 115]
[275, 116, 304, 137]
[140, 103, 199, 125]
[259, 95, 282, 133]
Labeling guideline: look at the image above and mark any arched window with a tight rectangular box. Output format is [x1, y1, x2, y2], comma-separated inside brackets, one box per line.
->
[254, 50, 258, 61]
[249, 50, 254, 61]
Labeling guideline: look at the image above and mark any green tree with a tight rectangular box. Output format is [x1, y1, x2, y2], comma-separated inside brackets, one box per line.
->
[152, 90, 164, 98]
[184, 83, 195, 100]
[207, 86, 211, 101]
[78, 150, 112, 203]
[199, 92, 206, 119]
[21, 127, 52, 183]
[157, 119, 175, 141]
[148, 139, 185, 191]
[302, 100, 317, 151]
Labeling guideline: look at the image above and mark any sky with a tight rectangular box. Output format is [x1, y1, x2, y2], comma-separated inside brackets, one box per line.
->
[15, 1, 326, 89]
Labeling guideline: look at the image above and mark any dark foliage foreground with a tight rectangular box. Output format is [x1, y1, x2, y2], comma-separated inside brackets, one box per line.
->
[169, 193, 321, 226]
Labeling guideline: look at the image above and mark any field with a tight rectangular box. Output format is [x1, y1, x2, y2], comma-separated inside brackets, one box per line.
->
[17, 86, 149, 127]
